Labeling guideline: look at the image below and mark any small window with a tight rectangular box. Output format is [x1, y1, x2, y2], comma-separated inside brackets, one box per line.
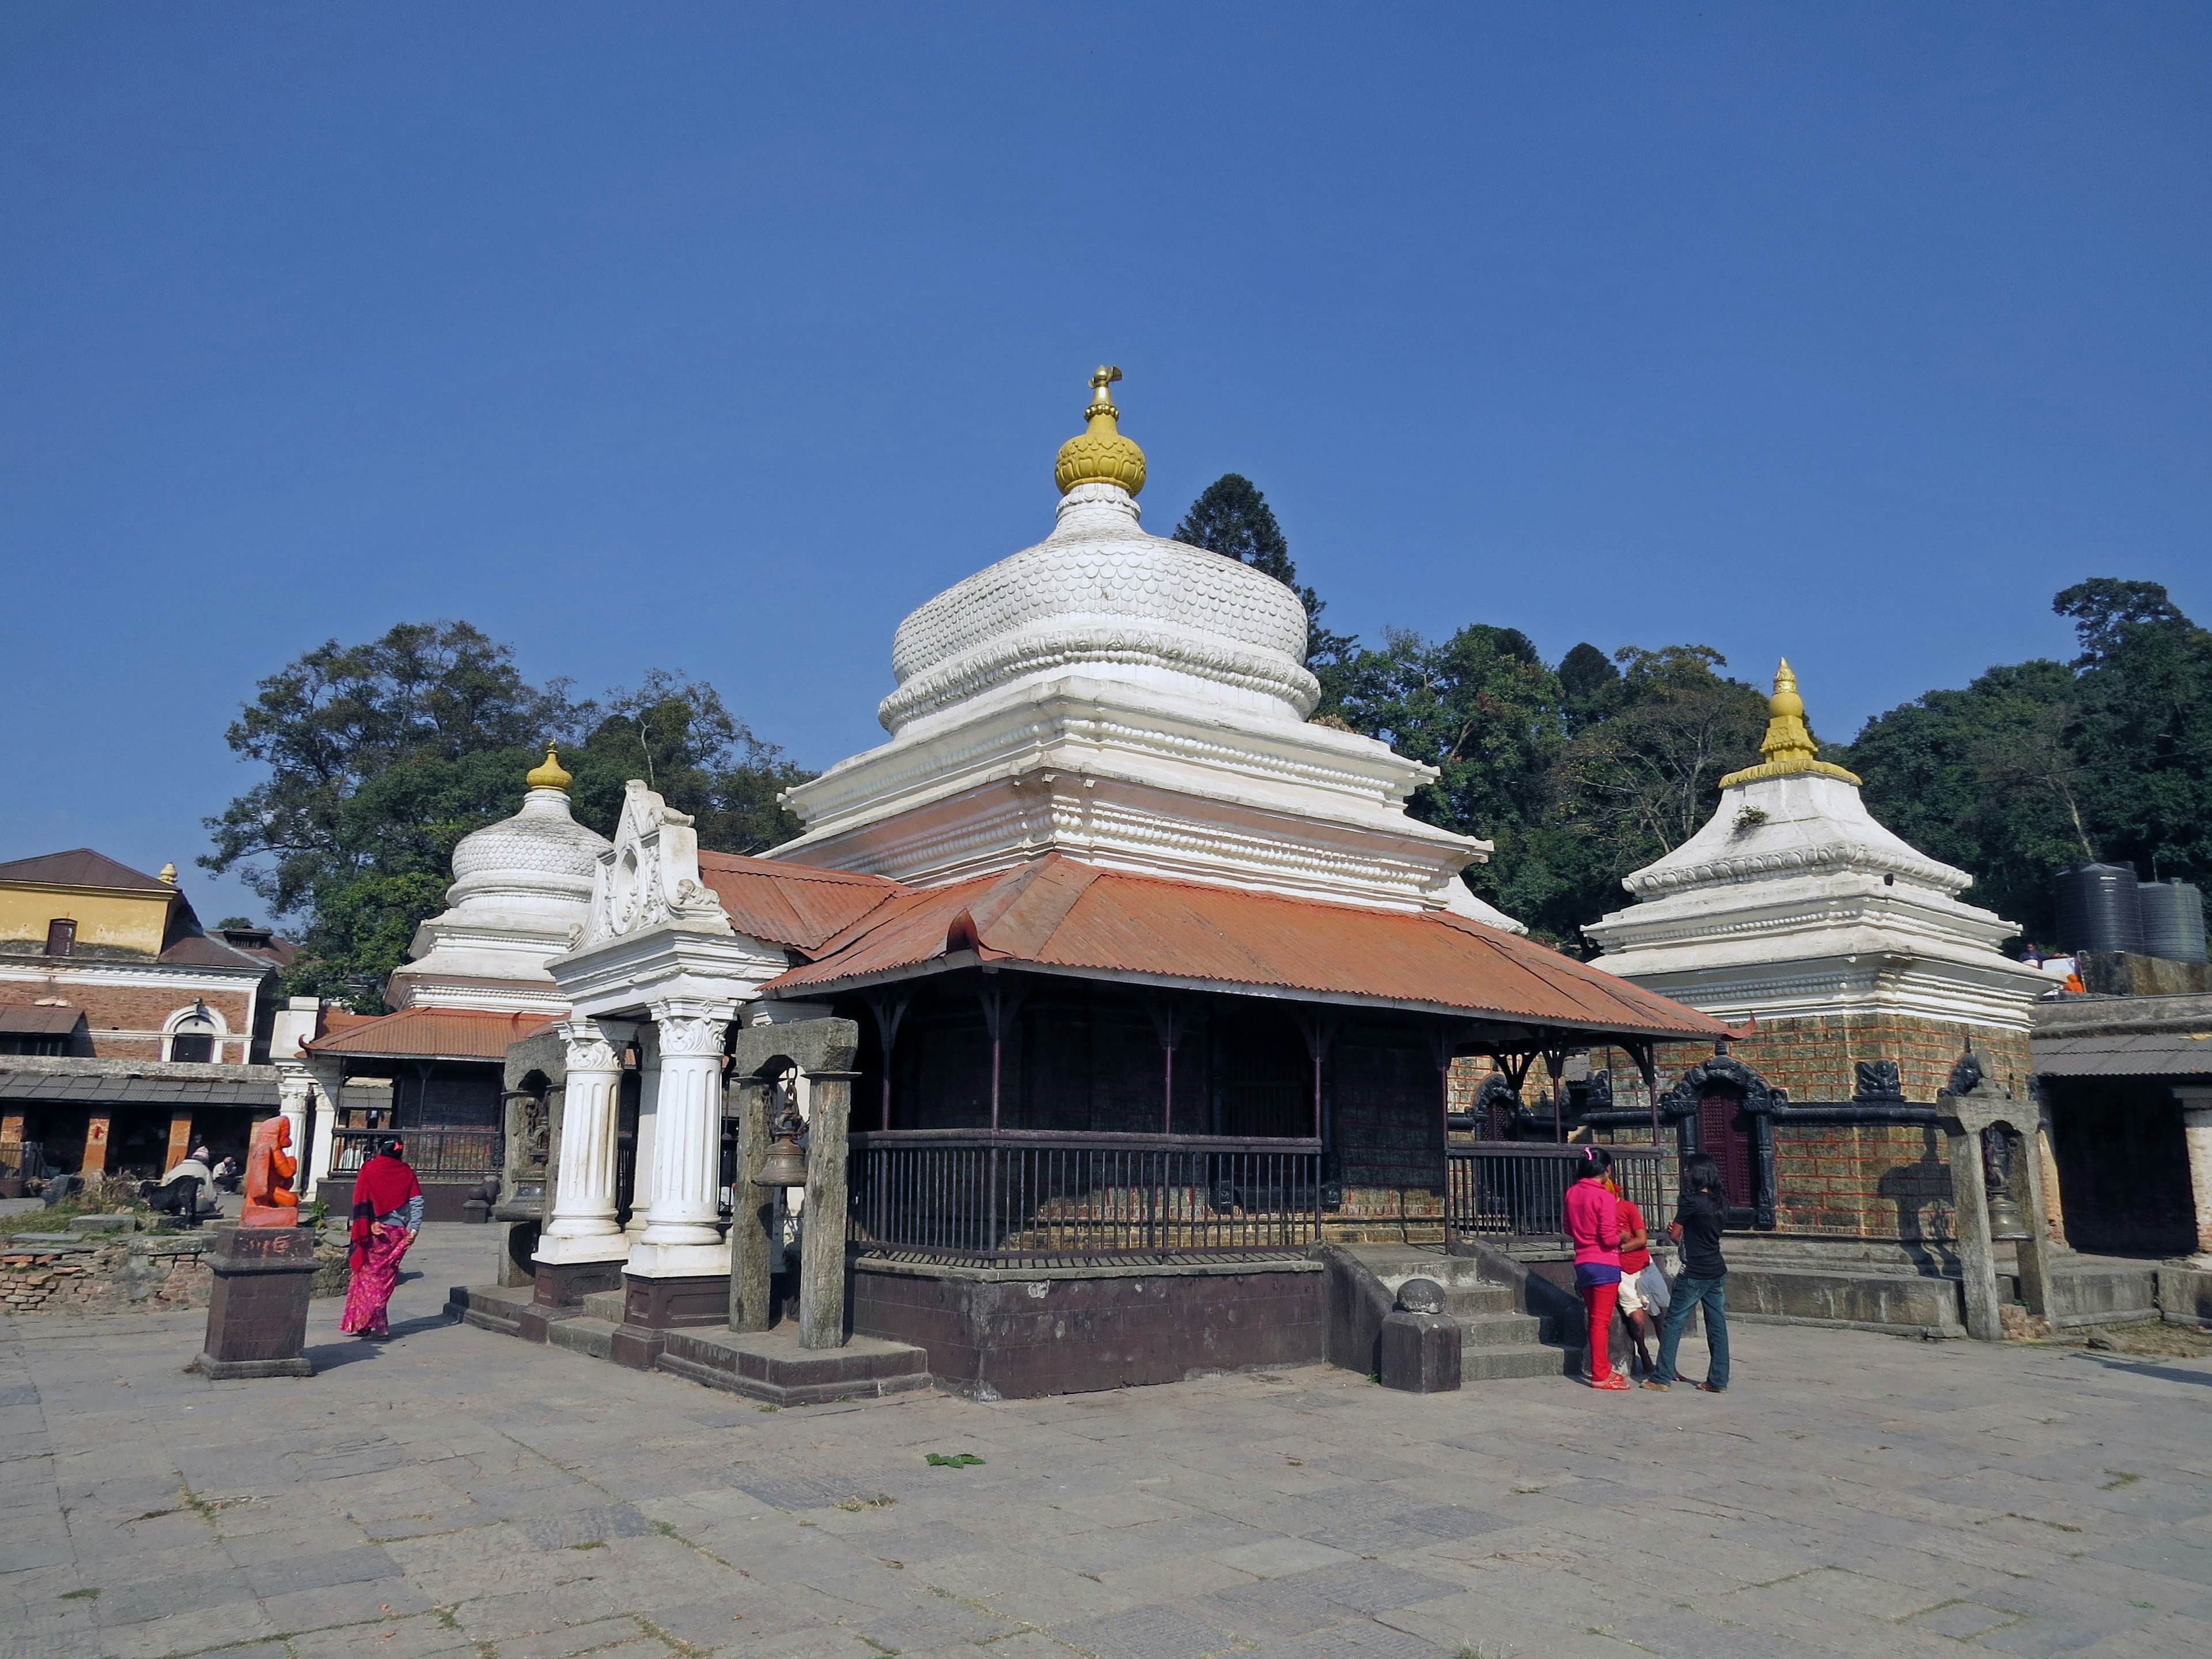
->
[44, 918, 75, 956]
[168, 1007, 218, 1064]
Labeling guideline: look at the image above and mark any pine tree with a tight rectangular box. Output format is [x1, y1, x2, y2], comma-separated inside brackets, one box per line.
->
[1174, 474, 1355, 677]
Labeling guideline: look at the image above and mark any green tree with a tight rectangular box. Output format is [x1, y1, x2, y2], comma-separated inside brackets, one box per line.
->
[1327, 624, 1569, 929]
[204, 624, 808, 1008]
[565, 670, 810, 855]
[1537, 646, 1768, 949]
[1851, 579, 2211, 945]
[1173, 474, 1357, 687]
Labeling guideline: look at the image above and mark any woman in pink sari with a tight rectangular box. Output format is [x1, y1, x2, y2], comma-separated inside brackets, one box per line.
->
[341, 1138, 423, 1340]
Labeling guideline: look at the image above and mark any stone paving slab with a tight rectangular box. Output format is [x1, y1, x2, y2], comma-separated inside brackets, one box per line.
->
[3, 1225, 2212, 1658]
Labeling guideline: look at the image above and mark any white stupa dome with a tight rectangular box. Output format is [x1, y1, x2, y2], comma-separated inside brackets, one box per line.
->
[388, 748, 613, 1011]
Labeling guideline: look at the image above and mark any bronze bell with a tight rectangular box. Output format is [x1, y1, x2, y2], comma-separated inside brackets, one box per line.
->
[754, 1133, 809, 1189]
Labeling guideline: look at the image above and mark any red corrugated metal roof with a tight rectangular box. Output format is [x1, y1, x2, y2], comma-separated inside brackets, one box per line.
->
[697, 852, 908, 953]
[304, 1006, 558, 1060]
[764, 853, 1734, 1040]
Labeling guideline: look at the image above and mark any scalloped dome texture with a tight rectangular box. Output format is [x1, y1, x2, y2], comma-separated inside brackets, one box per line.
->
[891, 534, 1309, 680]
[449, 791, 612, 900]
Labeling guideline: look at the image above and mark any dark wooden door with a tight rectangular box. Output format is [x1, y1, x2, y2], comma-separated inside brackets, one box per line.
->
[1699, 1088, 1756, 1211]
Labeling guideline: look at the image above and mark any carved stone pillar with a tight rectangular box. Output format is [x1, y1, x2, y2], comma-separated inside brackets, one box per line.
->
[2034, 1089, 2070, 1249]
[276, 1070, 313, 1189]
[2177, 1086, 2212, 1262]
[533, 1019, 631, 1302]
[634, 1001, 734, 1271]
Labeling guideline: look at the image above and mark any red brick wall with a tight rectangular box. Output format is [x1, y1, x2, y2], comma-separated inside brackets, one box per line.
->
[1635, 1014, 2032, 1107]
[0, 982, 256, 1062]
[1770, 1120, 1955, 1241]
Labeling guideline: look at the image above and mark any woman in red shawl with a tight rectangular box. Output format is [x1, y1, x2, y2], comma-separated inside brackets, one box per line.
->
[340, 1137, 423, 1340]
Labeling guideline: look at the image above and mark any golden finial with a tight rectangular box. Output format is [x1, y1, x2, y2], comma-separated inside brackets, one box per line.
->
[1053, 364, 1147, 496]
[157, 862, 178, 885]
[525, 744, 573, 792]
[1719, 658, 1862, 788]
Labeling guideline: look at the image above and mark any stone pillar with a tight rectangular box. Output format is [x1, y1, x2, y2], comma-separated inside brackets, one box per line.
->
[277, 1070, 313, 1185]
[2177, 1086, 2212, 1263]
[1941, 1105, 2001, 1341]
[729, 1071, 774, 1333]
[624, 1028, 661, 1243]
[798, 1068, 857, 1350]
[2035, 1090, 2070, 1249]
[533, 1018, 631, 1303]
[634, 1001, 734, 1269]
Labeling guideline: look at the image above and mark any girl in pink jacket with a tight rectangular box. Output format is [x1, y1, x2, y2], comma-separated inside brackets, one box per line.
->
[1564, 1146, 1628, 1390]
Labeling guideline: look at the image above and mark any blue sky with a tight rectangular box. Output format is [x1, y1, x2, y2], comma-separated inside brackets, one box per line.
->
[3, 3, 2207, 926]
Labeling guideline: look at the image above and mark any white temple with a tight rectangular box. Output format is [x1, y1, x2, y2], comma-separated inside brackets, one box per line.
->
[771, 366, 1517, 927]
[385, 747, 612, 1013]
[1585, 661, 2047, 1030]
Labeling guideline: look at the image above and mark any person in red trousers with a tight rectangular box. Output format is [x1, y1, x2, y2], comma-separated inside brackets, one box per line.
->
[1563, 1145, 1629, 1391]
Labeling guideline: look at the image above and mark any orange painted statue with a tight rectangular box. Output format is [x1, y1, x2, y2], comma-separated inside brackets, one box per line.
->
[240, 1115, 301, 1226]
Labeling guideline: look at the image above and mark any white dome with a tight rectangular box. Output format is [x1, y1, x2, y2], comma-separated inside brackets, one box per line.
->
[879, 482, 1319, 734]
[448, 787, 611, 908]
[389, 785, 613, 1010]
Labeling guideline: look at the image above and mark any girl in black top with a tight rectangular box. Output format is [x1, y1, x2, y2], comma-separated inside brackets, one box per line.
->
[1643, 1154, 1732, 1393]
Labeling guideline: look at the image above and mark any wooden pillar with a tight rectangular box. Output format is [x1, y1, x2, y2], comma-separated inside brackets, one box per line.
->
[166, 1112, 195, 1171]
[728, 1074, 774, 1333]
[82, 1112, 111, 1175]
[1, 1110, 25, 1146]
[798, 1069, 858, 1350]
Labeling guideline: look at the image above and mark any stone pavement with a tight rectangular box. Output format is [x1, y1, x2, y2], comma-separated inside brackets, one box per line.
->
[4, 1226, 2211, 1659]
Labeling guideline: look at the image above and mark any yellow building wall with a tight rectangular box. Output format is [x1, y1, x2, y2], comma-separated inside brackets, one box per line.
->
[0, 882, 176, 958]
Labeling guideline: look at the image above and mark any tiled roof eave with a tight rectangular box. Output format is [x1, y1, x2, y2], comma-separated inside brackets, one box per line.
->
[761, 951, 1724, 1041]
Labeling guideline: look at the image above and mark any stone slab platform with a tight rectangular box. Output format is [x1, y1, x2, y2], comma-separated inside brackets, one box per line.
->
[656, 1324, 930, 1406]
[11, 1222, 2212, 1659]
[448, 1281, 929, 1404]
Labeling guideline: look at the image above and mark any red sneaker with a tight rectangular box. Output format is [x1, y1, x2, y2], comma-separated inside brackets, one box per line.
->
[1589, 1374, 1632, 1391]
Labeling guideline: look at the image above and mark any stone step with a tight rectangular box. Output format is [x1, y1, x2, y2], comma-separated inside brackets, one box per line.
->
[580, 1289, 626, 1322]
[1456, 1310, 1544, 1350]
[1438, 1283, 1518, 1318]
[1462, 1341, 1570, 1381]
[547, 1317, 619, 1361]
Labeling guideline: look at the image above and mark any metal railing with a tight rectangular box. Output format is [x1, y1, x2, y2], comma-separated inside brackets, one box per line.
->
[1445, 1142, 1673, 1241]
[331, 1127, 503, 1180]
[847, 1129, 1325, 1266]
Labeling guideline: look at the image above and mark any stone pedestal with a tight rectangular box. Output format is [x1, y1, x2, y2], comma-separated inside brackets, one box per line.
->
[609, 1270, 732, 1369]
[192, 1225, 317, 1378]
[1378, 1310, 1461, 1393]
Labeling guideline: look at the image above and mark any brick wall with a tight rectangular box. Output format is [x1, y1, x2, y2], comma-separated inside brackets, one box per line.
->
[1637, 1014, 2032, 1107]
[0, 982, 256, 1062]
[1770, 1120, 1955, 1241]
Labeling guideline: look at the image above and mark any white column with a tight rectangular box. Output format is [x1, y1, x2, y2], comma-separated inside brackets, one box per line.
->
[276, 1069, 313, 1187]
[625, 1027, 661, 1242]
[536, 1018, 631, 1263]
[2177, 1086, 2212, 1263]
[629, 999, 734, 1278]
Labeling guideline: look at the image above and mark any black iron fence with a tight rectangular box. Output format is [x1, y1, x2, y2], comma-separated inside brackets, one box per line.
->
[846, 1129, 1325, 1266]
[332, 1127, 502, 1180]
[1445, 1142, 1673, 1241]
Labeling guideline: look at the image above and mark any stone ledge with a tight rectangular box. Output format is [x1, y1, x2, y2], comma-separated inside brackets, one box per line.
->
[851, 1253, 1323, 1285]
[656, 1326, 930, 1407]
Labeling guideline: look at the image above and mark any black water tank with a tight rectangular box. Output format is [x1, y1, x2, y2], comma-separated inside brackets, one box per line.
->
[2138, 879, 2208, 963]
[2053, 863, 2144, 955]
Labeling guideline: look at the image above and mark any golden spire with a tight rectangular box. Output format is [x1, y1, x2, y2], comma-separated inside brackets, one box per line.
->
[525, 744, 573, 792]
[1053, 365, 1147, 496]
[1719, 659, 1862, 788]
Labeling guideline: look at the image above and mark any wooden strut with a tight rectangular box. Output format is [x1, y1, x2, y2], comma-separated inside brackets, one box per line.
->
[1148, 996, 1188, 1136]
[863, 990, 913, 1131]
